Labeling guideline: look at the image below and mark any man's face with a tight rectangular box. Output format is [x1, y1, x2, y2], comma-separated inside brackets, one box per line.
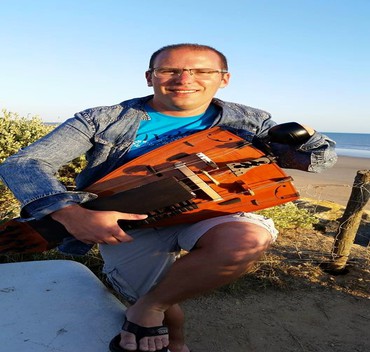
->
[146, 47, 230, 116]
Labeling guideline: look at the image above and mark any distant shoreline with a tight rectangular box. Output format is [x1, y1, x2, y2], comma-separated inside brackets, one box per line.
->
[335, 149, 370, 159]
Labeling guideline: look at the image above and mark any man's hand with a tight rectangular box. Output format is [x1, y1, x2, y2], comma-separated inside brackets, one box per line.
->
[50, 204, 147, 244]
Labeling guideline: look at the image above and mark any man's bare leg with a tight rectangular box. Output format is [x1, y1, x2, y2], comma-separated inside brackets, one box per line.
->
[118, 222, 272, 351]
[164, 304, 190, 352]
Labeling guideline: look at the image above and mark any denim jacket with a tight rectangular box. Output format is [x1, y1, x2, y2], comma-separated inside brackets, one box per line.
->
[0, 95, 337, 221]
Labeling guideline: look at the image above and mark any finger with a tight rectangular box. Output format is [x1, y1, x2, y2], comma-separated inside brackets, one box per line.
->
[110, 233, 125, 242]
[103, 235, 131, 245]
[110, 231, 133, 243]
[88, 238, 117, 245]
[117, 212, 148, 221]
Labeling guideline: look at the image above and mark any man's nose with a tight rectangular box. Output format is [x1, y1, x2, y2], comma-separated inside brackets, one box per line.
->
[175, 69, 194, 81]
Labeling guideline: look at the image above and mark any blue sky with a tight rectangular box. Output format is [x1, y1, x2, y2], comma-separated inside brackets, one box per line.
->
[1, 0, 369, 133]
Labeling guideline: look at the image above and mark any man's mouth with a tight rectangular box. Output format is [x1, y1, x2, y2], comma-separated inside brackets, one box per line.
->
[167, 89, 198, 94]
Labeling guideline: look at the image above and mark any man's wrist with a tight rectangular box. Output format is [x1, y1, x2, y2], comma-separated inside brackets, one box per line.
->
[50, 204, 84, 222]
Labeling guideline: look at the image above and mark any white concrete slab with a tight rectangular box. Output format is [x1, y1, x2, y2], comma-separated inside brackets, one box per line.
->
[0, 260, 126, 352]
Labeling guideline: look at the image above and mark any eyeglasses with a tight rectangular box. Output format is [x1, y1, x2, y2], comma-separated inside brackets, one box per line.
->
[150, 67, 228, 79]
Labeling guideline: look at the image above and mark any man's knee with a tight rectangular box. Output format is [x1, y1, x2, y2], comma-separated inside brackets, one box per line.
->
[196, 221, 273, 265]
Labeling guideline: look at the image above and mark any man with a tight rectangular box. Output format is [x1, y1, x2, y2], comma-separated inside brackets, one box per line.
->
[0, 43, 337, 352]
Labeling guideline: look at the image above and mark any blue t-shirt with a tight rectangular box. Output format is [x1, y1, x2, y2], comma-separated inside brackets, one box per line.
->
[122, 104, 218, 162]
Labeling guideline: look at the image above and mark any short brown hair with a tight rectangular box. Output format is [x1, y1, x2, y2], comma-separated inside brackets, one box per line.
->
[149, 43, 228, 71]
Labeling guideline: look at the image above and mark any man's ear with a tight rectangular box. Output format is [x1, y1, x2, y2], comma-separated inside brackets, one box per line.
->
[145, 71, 153, 87]
[219, 72, 231, 88]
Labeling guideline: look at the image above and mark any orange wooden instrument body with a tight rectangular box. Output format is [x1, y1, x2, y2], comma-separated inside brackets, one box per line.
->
[85, 127, 300, 226]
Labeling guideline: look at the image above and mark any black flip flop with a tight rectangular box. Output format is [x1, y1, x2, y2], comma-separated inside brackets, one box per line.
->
[109, 317, 169, 352]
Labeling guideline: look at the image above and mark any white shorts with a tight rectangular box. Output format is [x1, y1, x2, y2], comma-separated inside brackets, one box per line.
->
[99, 212, 278, 303]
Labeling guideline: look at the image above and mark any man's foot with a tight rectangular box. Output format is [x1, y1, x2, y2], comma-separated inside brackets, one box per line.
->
[109, 302, 170, 351]
[109, 303, 191, 352]
[109, 317, 169, 351]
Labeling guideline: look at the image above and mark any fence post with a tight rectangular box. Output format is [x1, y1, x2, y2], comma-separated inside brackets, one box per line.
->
[326, 170, 370, 272]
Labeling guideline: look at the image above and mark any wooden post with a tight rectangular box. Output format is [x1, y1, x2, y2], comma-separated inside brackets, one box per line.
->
[329, 170, 370, 272]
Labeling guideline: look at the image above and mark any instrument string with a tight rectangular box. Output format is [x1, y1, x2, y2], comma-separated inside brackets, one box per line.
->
[90, 143, 271, 193]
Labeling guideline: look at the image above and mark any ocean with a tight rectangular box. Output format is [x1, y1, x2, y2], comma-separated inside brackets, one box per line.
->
[323, 132, 370, 159]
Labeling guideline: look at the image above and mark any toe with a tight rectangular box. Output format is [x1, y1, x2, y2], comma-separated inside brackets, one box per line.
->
[119, 331, 137, 351]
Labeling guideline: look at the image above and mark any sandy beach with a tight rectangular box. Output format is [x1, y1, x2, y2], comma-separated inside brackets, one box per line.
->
[287, 155, 370, 211]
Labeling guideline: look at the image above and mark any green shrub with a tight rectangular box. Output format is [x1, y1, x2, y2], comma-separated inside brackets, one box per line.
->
[0, 110, 55, 163]
[257, 202, 319, 230]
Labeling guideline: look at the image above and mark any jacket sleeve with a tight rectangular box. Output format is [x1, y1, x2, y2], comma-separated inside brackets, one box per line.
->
[268, 130, 337, 172]
[253, 118, 337, 172]
[0, 115, 97, 220]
